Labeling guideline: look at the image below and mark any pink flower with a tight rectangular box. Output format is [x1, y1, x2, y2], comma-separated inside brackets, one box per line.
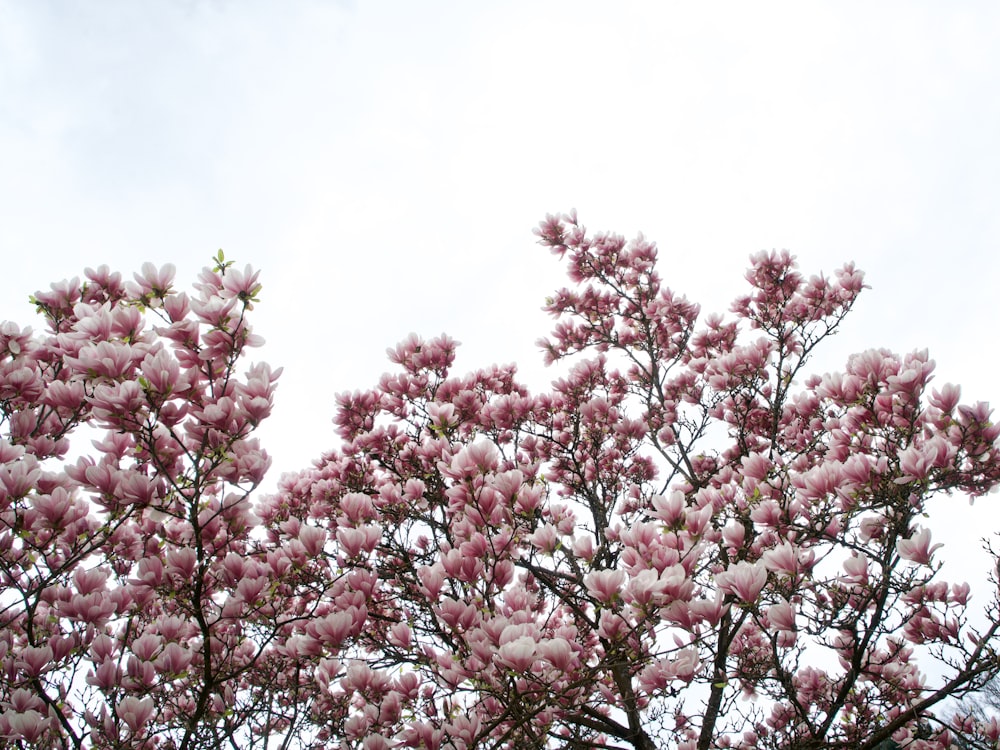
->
[310, 611, 355, 647]
[637, 659, 674, 695]
[722, 522, 746, 550]
[651, 491, 686, 526]
[437, 598, 478, 631]
[842, 553, 869, 583]
[166, 548, 197, 580]
[673, 648, 700, 681]
[6, 710, 49, 743]
[930, 383, 961, 413]
[363, 735, 392, 750]
[427, 402, 456, 430]
[140, 348, 185, 398]
[597, 610, 629, 641]
[741, 452, 772, 482]
[761, 541, 807, 576]
[572, 534, 595, 560]
[340, 492, 376, 522]
[716, 561, 767, 604]
[446, 440, 500, 478]
[6, 689, 43, 714]
[539, 638, 574, 671]
[585, 569, 625, 603]
[767, 598, 796, 631]
[154, 642, 193, 676]
[895, 437, 954, 484]
[130, 633, 161, 661]
[637, 648, 700, 694]
[529, 524, 560, 554]
[117, 696, 154, 734]
[340, 662, 376, 693]
[749, 499, 782, 527]
[16, 645, 52, 678]
[897, 527, 942, 565]
[298, 525, 327, 557]
[130, 261, 176, 298]
[389, 623, 412, 648]
[220, 264, 262, 304]
[337, 524, 381, 558]
[418, 565, 446, 599]
[497, 636, 536, 672]
[689, 593, 728, 627]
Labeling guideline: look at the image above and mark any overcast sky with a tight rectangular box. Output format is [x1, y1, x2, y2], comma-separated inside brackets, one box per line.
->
[2, 3, 999, 596]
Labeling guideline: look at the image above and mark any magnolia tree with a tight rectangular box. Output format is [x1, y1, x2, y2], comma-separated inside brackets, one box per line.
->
[0, 253, 303, 749]
[3, 219, 1000, 750]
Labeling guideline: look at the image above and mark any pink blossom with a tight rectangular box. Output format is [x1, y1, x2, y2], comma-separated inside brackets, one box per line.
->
[597, 609, 629, 641]
[538, 638, 574, 672]
[572, 534, 595, 560]
[87, 659, 122, 690]
[896, 436, 955, 484]
[446, 440, 500, 478]
[436, 598, 478, 631]
[130, 633, 161, 661]
[767, 597, 796, 631]
[722, 521, 746, 550]
[337, 524, 381, 558]
[672, 648, 700, 681]
[930, 383, 961, 413]
[951, 582, 971, 606]
[117, 696, 154, 734]
[341, 661, 376, 693]
[689, 593, 727, 627]
[16, 645, 53, 678]
[130, 261, 176, 298]
[220, 264, 262, 303]
[497, 636, 537, 672]
[166, 547, 197, 580]
[6, 689, 44, 715]
[651, 491, 686, 526]
[842, 552, 869, 583]
[741, 452, 772, 482]
[154, 642, 193, 676]
[585, 569, 626, 603]
[389, 623, 412, 648]
[340, 492, 377, 522]
[418, 565, 446, 599]
[749, 499, 782, 526]
[6, 710, 49, 743]
[298, 524, 327, 557]
[761, 541, 804, 576]
[897, 527, 943, 565]
[529, 524, 561, 553]
[638, 648, 701, 694]
[362, 735, 392, 750]
[427, 402, 456, 430]
[716, 561, 767, 604]
[684, 504, 713, 537]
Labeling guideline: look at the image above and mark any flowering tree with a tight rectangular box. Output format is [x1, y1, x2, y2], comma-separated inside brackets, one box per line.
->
[4, 217, 1000, 749]
[0, 253, 323, 749]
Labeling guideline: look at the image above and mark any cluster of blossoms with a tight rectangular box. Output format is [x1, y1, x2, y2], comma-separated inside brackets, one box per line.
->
[0, 253, 300, 749]
[4, 220, 1000, 750]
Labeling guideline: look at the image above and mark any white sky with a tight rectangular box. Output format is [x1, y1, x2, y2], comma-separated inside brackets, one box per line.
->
[2, 2, 999, 603]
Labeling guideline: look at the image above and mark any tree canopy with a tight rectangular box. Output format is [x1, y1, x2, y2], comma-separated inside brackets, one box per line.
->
[2, 219, 1000, 749]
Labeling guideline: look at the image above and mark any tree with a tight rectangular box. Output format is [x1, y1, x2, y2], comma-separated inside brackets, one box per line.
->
[2, 217, 1000, 749]
[0, 253, 314, 749]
